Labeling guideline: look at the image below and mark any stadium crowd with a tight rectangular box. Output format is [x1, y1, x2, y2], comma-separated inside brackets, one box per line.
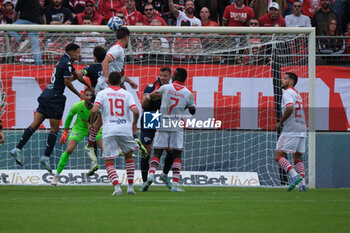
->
[0, 0, 349, 64]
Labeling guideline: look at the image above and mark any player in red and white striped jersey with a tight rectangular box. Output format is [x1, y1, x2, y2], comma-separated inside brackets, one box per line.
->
[91, 71, 139, 196]
[275, 72, 307, 192]
[143, 68, 196, 192]
[95, 27, 137, 94]
[86, 27, 145, 162]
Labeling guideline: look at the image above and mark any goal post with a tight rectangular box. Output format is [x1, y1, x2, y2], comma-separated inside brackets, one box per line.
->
[0, 24, 316, 187]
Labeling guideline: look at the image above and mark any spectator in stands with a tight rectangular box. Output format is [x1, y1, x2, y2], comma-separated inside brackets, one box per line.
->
[97, 0, 125, 24]
[244, 17, 265, 65]
[248, 17, 259, 26]
[312, 0, 340, 35]
[0, 9, 5, 24]
[200, 6, 218, 26]
[299, 0, 314, 20]
[169, 0, 201, 26]
[222, 0, 254, 26]
[251, 0, 285, 19]
[75, 16, 106, 63]
[2, 0, 14, 24]
[344, 22, 350, 60]
[7, 0, 43, 65]
[65, 0, 86, 20]
[172, 19, 191, 61]
[317, 17, 345, 61]
[39, 0, 47, 24]
[343, 0, 350, 33]
[125, 0, 143, 25]
[45, 0, 73, 24]
[194, 0, 219, 22]
[116, 9, 127, 25]
[258, 2, 285, 26]
[136, 0, 168, 18]
[285, 0, 311, 27]
[142, 3, 168, 25]
[76, 0, 103, 25]
[147, 36, 171, 64]
[150, 36, 170, 53]
[150, 18, 171, 54]
[188, 38, 205, 62]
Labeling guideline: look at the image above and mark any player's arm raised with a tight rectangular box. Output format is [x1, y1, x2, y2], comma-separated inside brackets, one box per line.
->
[73, 70, 93, 92]
[64, 77, 84, 99]
[124, 76, 138, 89]
[130, 106, 139, 135]
[101, 55, 112, 84]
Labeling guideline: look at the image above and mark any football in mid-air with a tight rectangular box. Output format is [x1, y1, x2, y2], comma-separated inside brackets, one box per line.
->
[108, 16, 123, 32]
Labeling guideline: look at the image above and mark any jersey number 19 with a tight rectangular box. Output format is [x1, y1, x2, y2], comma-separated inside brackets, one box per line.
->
[109, 98, 124, 116]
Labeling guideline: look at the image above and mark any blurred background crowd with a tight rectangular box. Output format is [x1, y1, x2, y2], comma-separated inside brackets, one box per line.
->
[0, 0, 349, 65]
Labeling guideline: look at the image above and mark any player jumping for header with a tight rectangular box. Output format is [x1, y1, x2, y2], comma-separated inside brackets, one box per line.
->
[84, 27, 146, 161]
[10, 43, 92, 172]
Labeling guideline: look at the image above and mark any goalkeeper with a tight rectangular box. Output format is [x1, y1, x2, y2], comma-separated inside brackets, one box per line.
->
[51, 88, 102, 186]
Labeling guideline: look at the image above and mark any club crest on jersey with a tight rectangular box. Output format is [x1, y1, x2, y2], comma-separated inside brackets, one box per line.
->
[144, 110, 161, 129]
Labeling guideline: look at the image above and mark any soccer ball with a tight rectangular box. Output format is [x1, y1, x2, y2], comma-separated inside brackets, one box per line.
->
[108, 16, 123, 32]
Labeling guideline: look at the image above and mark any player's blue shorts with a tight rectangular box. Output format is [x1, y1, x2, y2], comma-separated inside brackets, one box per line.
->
[140, 130, 156, 145]
[36, 93, 66, 120]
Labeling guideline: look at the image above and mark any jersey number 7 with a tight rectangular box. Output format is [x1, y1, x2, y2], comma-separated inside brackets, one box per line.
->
[169, 97, 179, 114]
[109, 98, 124, 116]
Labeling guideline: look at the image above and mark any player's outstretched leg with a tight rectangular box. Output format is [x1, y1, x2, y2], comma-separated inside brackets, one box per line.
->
[40, 156, 52, 173]
[10, 148, 24, 166]
[10, 125, 37, 166]
[51, 151, 71, 186]
[40, 131, 57, 173]
[41, 118, 59, 173]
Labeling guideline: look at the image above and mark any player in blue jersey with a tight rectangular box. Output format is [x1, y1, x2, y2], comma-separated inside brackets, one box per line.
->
[140, 67, 175, 191]
[10, 43, 92, 173]
[76, 46, 106, 92]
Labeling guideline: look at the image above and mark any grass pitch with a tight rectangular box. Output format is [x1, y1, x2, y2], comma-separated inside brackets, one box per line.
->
[0, 186, 349, 233]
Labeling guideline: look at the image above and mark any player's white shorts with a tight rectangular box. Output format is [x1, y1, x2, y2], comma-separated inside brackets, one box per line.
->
[102, 135, 139, 160]
[95, 76, 108, 95]
[153, 131, 183, 150]
[276, 136, 306, 154]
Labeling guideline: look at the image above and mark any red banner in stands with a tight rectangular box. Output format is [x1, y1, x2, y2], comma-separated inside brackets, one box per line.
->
[1, 64, 349, 130]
